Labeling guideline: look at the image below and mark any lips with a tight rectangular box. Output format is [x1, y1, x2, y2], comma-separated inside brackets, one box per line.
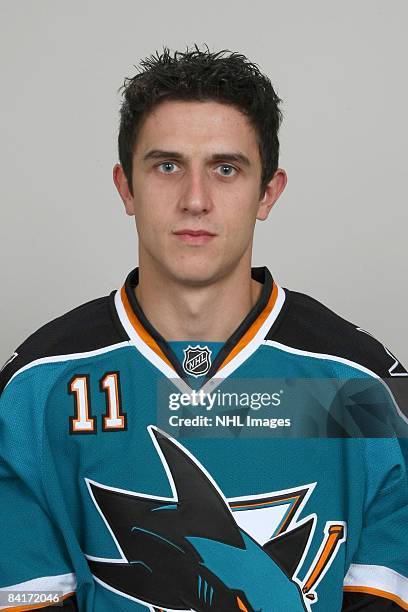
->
[174, 229, 215, 236]
[173, 229, 216, 245]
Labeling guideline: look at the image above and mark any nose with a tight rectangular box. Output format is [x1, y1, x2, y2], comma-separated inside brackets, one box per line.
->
[178, 167, 213, 215]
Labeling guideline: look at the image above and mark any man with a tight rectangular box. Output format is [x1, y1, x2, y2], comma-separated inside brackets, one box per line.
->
[0, 45, 407, 611]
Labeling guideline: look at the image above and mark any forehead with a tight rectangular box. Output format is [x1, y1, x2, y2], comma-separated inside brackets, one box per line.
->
[134, 99, 259, 155]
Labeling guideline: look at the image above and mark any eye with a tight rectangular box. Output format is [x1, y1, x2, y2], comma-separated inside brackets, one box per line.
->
[216, 164, 237, 177]
[157, 162, 178, 174]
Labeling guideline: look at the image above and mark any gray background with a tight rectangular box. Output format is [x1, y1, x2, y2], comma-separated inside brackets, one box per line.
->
[1, 0, 407, 365]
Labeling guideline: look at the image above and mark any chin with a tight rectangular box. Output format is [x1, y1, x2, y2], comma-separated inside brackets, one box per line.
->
[168, 262, 220, 287]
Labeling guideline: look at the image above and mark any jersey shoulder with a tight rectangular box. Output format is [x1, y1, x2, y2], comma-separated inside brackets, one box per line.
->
[0, 291, 129, 393]
[270, 287, 407, 378]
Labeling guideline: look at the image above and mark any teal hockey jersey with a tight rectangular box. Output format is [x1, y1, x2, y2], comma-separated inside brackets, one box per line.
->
[0, 266, 407, 611]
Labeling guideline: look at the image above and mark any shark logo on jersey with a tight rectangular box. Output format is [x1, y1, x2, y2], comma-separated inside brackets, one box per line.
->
[85, 427, 346, 611]
[182, 344, 212, 377]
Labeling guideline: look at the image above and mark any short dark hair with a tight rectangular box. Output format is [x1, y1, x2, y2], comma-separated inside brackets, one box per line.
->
[117, 44, 283, 198]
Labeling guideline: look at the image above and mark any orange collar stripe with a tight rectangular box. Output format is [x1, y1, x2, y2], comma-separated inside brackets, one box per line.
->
[120, 286, 175, 371]
[217, 281, 279, 371]
[121, 279, 278, 376]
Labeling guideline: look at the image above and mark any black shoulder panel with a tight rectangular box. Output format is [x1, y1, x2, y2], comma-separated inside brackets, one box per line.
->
[269, 288, 407, 378]
[0, 291, 129, 393]
[268, 289, 408, 417]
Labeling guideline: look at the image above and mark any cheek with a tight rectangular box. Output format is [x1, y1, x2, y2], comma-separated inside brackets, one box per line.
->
[134, 191, 168, 232]
[133, 205, 153, 245]
[224, 196, 259, 233]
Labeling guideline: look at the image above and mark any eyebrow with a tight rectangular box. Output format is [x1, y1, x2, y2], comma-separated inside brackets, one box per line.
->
[142, 149, 251, 167]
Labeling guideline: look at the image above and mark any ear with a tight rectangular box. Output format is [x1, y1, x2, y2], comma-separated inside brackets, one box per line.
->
[113, 163, 135, 216]
[256, 168, 287, 221]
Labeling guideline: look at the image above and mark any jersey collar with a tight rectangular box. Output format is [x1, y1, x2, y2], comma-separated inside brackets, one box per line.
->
[114, 266, 286, 388]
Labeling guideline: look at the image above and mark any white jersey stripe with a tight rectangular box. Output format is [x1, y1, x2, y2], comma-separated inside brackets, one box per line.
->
[114, 285, 287, 395]
[343, 563, 408, 605]
[263, 340, 408, 426]
[0, 572, 76, 610]
[3, 342, 131, 392]
[205, 284, 286, 384]
[114, 289, 179, 381]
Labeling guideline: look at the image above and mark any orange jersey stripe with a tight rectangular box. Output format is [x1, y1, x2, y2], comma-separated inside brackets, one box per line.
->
[3, 591, 75, 612]
[303, 525, 344, 593]
[343, 586, 408, 610]
[120, 286, 175, 371]
[217, 281, 279, 371]
[233, 494, 297, 510]
[232, 494, 299, 535]
[121, 279, 278, 376]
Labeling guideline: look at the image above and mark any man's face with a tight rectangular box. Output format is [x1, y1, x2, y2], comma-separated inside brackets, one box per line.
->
[114, 99, 286, 285]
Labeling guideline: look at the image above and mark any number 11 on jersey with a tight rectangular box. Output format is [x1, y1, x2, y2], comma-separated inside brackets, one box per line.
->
[69, 372, 127, 434]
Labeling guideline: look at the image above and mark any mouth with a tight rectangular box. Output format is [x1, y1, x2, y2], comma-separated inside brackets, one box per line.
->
[173, 229, 216, 245]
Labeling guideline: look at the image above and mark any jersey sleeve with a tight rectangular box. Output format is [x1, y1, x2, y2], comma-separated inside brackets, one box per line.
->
[342, 368, 408, 610]
[0, 358, 76, 610]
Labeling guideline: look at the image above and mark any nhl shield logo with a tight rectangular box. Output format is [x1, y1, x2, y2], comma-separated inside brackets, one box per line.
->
[182, 344, 212, 377]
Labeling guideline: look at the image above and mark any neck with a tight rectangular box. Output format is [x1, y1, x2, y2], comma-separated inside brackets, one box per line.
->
[134, 260, 263, 343]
